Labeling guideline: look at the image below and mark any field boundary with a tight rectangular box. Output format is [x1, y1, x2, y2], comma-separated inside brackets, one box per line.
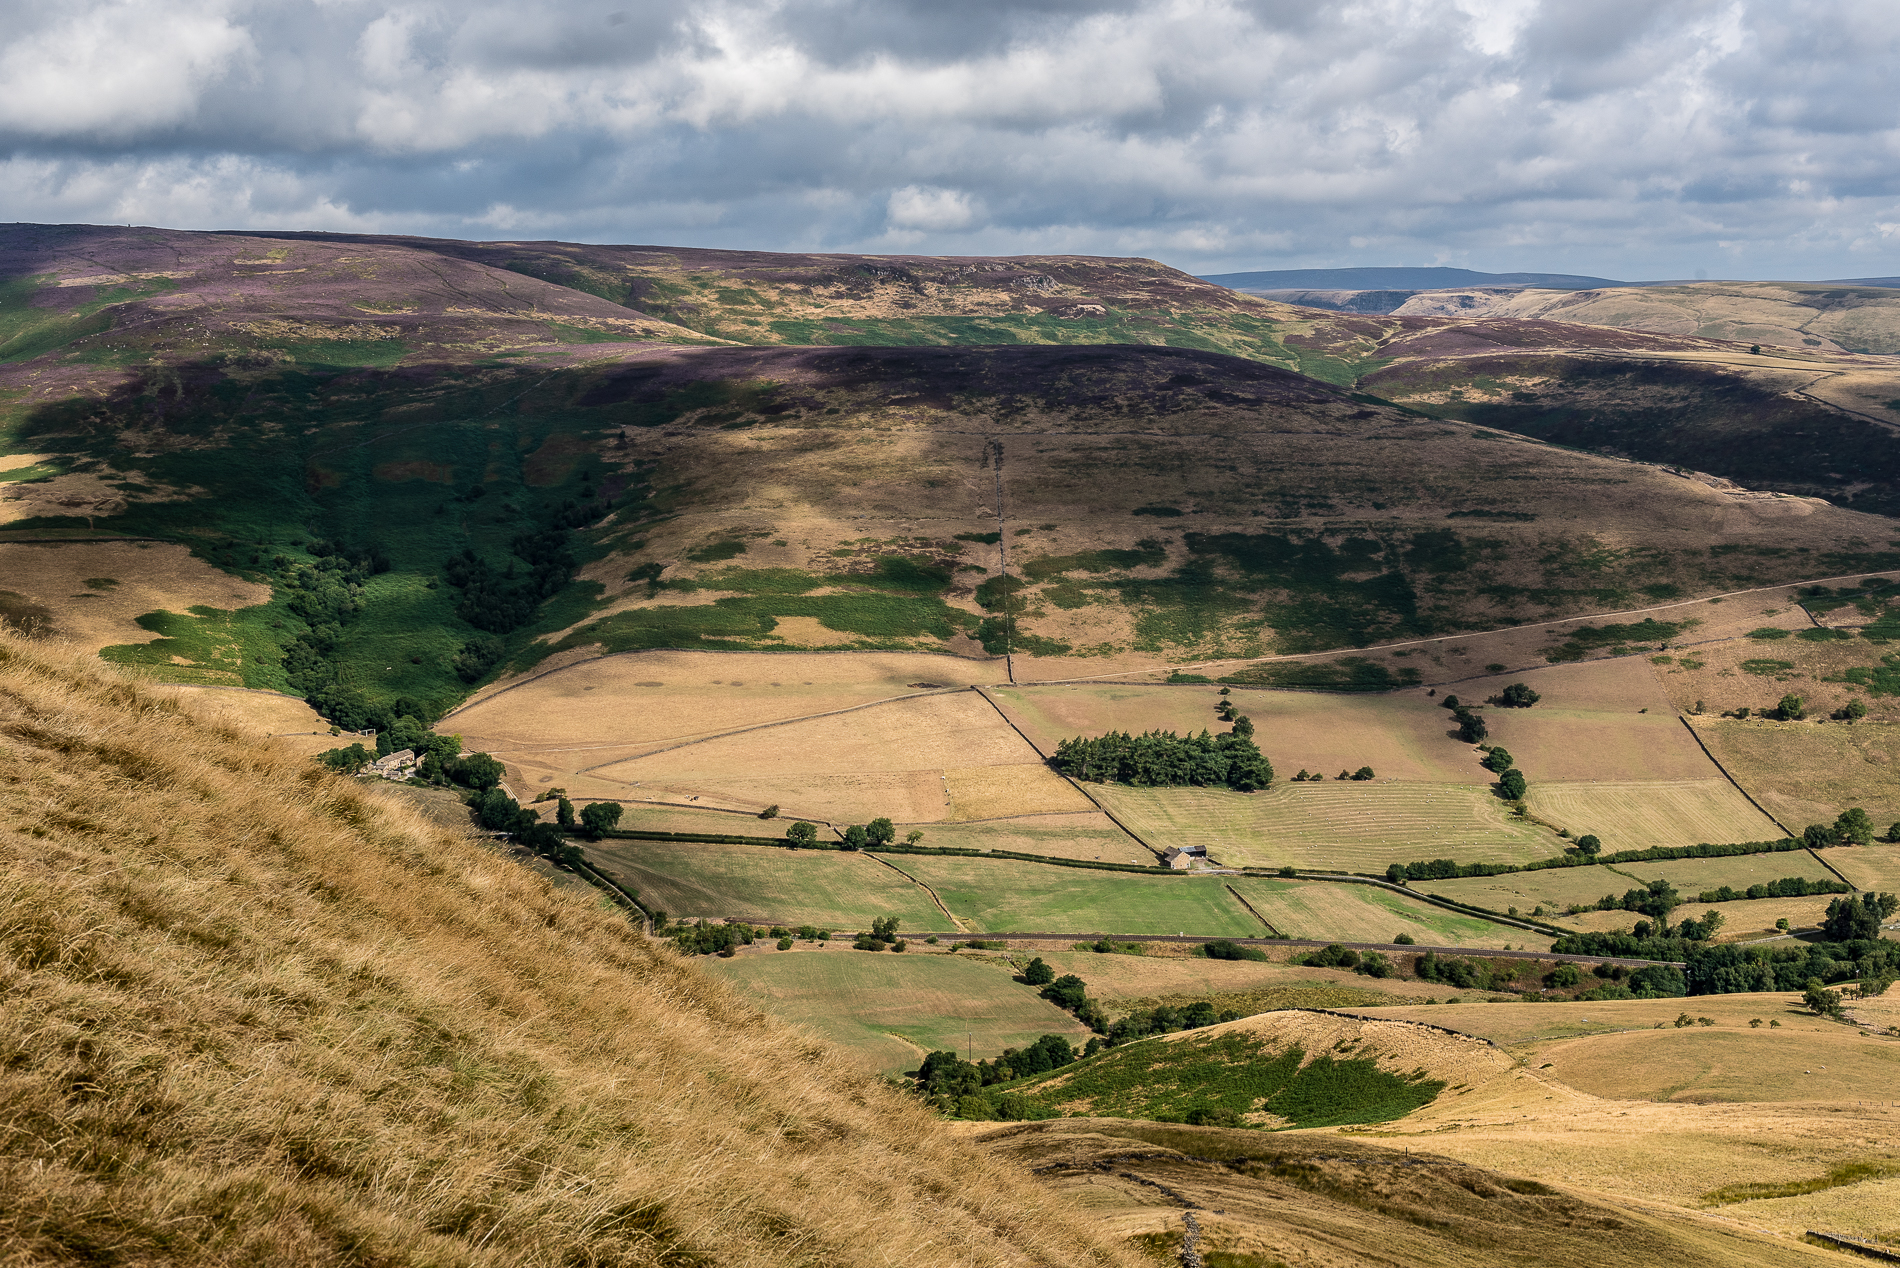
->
[1224, 883, 1283, 936]
[866, 853, 965, 932]
[1807, 1233, 1900, 1264]
[1676, 715, 1799, 837]
[970, 686, 1166, 861]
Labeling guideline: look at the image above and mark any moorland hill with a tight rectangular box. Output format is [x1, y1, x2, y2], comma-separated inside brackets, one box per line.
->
[0, 633, 1143, 1267]
[3, 222, 1900, 731]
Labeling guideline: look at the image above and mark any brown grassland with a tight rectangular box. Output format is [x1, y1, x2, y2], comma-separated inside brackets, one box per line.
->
[0, 634, 1140, 1267]
[1654, 630, 1900, 727]
[1689, 717, 1900, 833]
[0, 540, 269, 652]
[1092, 780, 1556, 869]
[1521, 779, 1783, 852]
[1824, 843, 1900, 892]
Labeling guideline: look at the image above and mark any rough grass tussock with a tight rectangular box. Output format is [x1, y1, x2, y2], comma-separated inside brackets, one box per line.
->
[0, 634, 1141, 1268]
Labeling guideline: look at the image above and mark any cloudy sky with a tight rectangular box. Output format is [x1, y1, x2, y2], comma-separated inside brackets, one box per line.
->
[2, 0, 1898, 279]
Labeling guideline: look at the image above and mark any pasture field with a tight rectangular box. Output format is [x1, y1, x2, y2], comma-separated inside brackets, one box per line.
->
[0, 540, 270, 654]
[1689, 718, 1900, 833]
[888, 856, 1267, 936]
[701, 949, 1091, 1073]
[1426, 851, 1837, 921]
[581, 839, 941, 928]
[1822, 843, 1900, 894]
[1555, 894, 1842, 940]
[1225, 878, 1541, 949]
[1521, 778, 1782, 852]
[1016, 950, 1424, 1012]
[582, 690, 1091, 823]
[1092, 781, 1554, 870]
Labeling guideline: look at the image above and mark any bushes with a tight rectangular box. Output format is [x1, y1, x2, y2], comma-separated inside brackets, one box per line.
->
[1198, 939, 1267, 962]
[1387, 835, 1807, 882]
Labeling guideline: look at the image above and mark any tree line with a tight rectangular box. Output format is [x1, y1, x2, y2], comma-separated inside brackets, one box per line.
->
[1051, 727, 1273, 791]
[1387, 834, 1814, 883]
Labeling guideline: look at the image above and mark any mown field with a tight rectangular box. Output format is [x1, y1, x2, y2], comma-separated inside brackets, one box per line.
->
[701, 949, 1092, 1073]
[1520, 779, 1785, 852]
[582, 839, 941, 928]
[1226, 878, 1544, 949]
[1093, 781, 1554, 870]
[1013, 950, 1423, 1012]
[888, 857, 1266, 936]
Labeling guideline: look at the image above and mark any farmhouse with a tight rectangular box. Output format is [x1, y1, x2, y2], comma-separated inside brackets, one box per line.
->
[1162, 844, 1207, 870]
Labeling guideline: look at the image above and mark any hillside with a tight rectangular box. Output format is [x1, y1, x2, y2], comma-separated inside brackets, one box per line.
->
[1391, 281, 1900, 355]
[0, 633, 1140, 1267]
[4, 223, 1900, 730]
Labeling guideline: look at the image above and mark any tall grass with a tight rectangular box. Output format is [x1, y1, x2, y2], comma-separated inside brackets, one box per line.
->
[0, 634, 1139, 1268]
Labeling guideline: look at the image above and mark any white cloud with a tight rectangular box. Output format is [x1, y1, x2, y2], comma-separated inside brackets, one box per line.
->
[886, 185, 978, 231]
[0, 0, 1898, 277]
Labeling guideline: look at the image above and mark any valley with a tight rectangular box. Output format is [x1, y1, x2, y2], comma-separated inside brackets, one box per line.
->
[4, 223, 1899, 1268]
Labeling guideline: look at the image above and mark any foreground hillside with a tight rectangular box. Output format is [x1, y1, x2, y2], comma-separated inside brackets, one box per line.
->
[0, 635, 1139, 1267]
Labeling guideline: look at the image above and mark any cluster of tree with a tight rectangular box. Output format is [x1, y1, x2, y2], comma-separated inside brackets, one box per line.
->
[1415, 951, 1523, 992]
[1726, 694, 1809, 722]
[1387, 835, 1807, 883]
[910, 1035, 1079, 1110]
[1051, 727, 1273, 791]
[277, 546, 384, 730]
[1822, 892, 1900, 941]
[780, 817, 923, 849]
[440, 495, 602, 636]
[1099, 1000, 1240, 1046]
[1020, 957, 1107, 1030]
[1290, 767, 1375, 781]
[853, 915, 907, 951]
[1295, 943, 1396, 978]
[1441, 695, 1487, 743]
[1684, 935, 1898, 996]
[1493, 683, 1541, 708]
[1213, 699, 1254, 739]
[316, 727, 505, 793]
[1800, 808, 1886, 847]
[1691, 876, 1850, 903]
[669, 920, 757, 957]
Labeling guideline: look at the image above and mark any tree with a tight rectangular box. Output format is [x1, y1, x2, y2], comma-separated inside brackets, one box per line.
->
[1840, 699, 1868, 722]
[578, 801, 623, 838]
[1021, 957, 1056, 986]
[453, 752, 505, 790]
[1499, 683, 1541, 708]
[841, 824, 869, 851]
[904, 829, 925, 846]
[1335, 770, 1350, 781]
[1351, 766, 1376, 781]
[1456, 709, 1487, 743]
[556, 797, 575, 828]
[1480, 747, 1515, 774]
[1230, 714, 1255, 739]
[865, 817, 896, 847]
[1834, 807, 1874, 846]
[1889, 822, 1900, 845]
[785, 821, 819, 847]
[870, 915, 899, 943]
[1575, 834, 1603, 858]
[1822, 893, 1885, 941]
[1803, 977, 1844, 1017]
[1545, 963, 1582, 988]
[1498, 769, 1528, 800]
[1803, 822, 1836, 849]
[316, 743, 375, 774]
[758, 804, 780, 819]
[1774, 694, 1805, 721]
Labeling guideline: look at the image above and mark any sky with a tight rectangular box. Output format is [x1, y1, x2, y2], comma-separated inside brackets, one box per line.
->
[2, 0, 1898, 279]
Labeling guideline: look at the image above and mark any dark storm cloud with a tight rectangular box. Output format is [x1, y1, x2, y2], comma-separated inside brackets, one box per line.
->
[2, 0, 1898, 278]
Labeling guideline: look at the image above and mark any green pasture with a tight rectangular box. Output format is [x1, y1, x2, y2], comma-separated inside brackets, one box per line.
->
[703, 950, 1089, 1073]
[889, 856, 1264, 936]
[582, 840, 940, 929]
[1225, 878, 1533, 948]
[1092, 782, 1554, 872]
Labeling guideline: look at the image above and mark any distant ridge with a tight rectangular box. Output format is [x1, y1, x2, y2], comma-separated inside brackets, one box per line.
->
[1202, 266, 1625, 291]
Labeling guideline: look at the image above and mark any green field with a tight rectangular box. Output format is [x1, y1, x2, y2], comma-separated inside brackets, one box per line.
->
[1092, 782, 1555, 871]
[703, 949, 1091, 1073]
[1226, 879, 1538, 948]
[583, 839, 941, 928]
[890, 856, 1266, 936]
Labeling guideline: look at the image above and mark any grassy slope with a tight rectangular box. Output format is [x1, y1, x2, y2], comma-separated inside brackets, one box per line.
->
[0, 634, 1140, 1268]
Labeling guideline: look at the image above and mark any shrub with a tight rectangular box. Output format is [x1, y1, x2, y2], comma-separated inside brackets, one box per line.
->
[1199, 939, 1268, 962]
[1498, 683, 1540, 707]
[1021, 957, 1056, 985]
[1392, 933, 1416, 945]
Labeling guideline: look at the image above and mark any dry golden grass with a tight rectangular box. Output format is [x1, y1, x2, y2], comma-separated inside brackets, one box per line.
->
[1522, 779, 1782, 851]
[1655, 632, 1900, 725]
[1010, 949, 1425, 1010]
[1824, 843, 1900, 893]
[1093, 781, 1555, 869]
[0, 540, 269, 652]
[0, 633, 1142, 1268]
[1688, 718, 1900, 833]
[162, 684, 338, 758]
